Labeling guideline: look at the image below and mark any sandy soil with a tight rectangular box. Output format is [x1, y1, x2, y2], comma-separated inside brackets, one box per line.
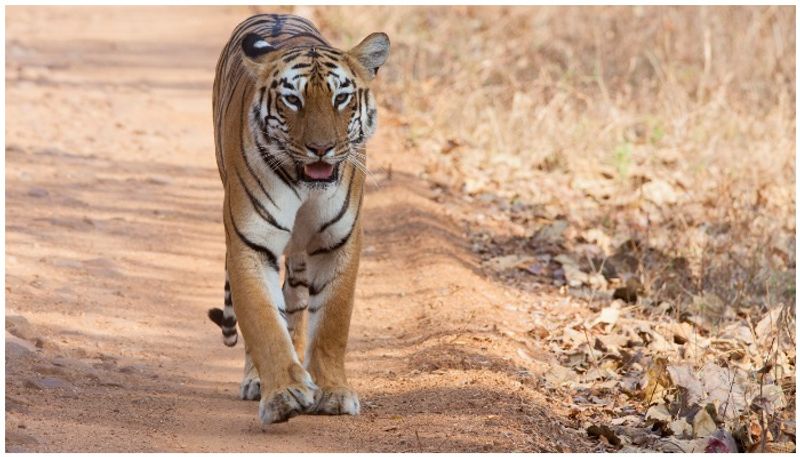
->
[5, 6, 594, 452]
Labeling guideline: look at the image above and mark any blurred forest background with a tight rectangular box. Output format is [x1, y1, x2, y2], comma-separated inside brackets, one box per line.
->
[312, 5, 796, 451]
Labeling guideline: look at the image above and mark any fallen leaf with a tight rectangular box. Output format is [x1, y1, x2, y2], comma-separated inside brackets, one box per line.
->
[653, 437, 709, 452]
[610, 415, 641, 426]
[594, 333, 627, 357]
[698, 363, 748, 419]
[582, 228, 612, 252]
[582, 367, 616, 383]
[718, 322, 755, 346]
[554, 254, 589, 287]
[669, 322, 694, 345]
[669, 417, 693, 438]
[751, 384, 786, 415]
[692, 406, 716, 438]
[587, 272, 608, 289]
[592, 304, 621, 328]
[544, 363, 574, 388]
[667, 364, 704, 405]
[645, 403, 671, 422]
[755, 306, 783, 343]
[586, 424, 621, 446]
[641, 357, 671, 404]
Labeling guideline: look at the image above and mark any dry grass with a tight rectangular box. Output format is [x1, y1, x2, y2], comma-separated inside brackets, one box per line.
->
[313, 6, 796, 451]
[316, 5, 795, 316]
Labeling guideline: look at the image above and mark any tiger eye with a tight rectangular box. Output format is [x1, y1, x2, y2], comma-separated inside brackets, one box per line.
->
[284, 95, 301, 107]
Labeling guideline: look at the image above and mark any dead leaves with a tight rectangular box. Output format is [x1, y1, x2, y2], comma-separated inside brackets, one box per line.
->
[591, 303, 621, 329]
[666, 364, 703, 405]
[692, 407, 717, 438]
[463, 158, 795, 453]
[586, 424, 621, 446]
[536, 301, 795, 452]
[484, 254, 535, 273]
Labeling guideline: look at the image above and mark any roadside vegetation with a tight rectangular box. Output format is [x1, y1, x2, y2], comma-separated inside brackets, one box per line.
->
[316, 6, 796, 452]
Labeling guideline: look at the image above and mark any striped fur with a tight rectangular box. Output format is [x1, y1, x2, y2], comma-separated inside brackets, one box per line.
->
[208, 14, 389, 425]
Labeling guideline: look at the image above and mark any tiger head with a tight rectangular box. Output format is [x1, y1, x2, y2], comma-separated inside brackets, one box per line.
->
[241, 32, 390, 184]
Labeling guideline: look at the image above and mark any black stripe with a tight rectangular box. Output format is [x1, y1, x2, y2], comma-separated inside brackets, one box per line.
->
[235, 167, 290, 232]
[239, 85, 282, 210]
[228, 205, 279, 271]
[309, 281, 329, 296]
[282, 51, 304, 62]
[280, 23, 318, 36]
[241, 144, 279, 207]
[255, 138, 300, 199]
[207, 306, 235, 329]
[310, 184, 363, 256]
[318, 48, 343, 57]
[222, 327, 238, 337]
[270, 14, 286, 36]
[223, 66, 245, 122]
[208, 308, 225, 326]
[318, 168, 355, 233]
[287, 277, 309, 288]
[284, 32, 328, 45]
[262, 91, 287, 133]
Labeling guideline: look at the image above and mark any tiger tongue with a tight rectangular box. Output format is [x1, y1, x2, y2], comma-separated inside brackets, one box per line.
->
[304, 161, 335, 180]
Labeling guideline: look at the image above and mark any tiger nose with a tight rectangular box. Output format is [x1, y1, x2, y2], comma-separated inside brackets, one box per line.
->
[306, 142, 335, 158]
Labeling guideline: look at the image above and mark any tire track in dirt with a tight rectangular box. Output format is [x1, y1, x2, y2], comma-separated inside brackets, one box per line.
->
[5, 6, 593, 452]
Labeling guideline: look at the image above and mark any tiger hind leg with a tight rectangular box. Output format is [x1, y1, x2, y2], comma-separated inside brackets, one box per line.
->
[207, 269, 238, 347]
[240, 350, 261, 400]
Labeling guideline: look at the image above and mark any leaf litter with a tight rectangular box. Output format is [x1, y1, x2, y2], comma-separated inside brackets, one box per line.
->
[350, 5, 796, 452]
[460, 195, 794, 452]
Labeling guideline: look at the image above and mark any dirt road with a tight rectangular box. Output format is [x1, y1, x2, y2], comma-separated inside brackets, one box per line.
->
[5, 6, 592, 452]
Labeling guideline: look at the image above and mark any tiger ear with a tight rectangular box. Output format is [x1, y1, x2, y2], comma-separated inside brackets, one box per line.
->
[241, 33, 276, 76]
[348, 32, 390, 80]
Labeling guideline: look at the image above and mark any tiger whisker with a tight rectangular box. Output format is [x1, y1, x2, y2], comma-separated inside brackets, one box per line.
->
[345, 153, 380, 189]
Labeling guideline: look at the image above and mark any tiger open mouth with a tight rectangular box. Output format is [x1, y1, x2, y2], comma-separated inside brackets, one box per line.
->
[301, 161, 337, 182]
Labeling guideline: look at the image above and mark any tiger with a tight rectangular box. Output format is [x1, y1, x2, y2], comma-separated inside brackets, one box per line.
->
[206, 13, 389, 425]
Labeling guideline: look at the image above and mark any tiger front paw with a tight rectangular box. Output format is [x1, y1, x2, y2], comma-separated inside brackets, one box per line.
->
[309, 386, 360, 416]
[258, 365, 319, 425]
